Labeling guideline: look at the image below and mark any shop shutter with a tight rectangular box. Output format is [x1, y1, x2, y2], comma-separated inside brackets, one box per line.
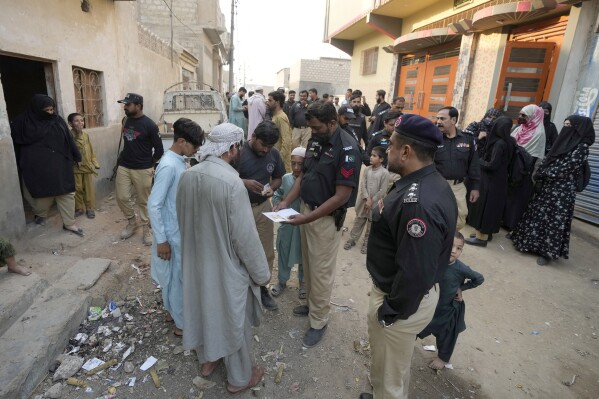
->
[574, 109, 599, 224]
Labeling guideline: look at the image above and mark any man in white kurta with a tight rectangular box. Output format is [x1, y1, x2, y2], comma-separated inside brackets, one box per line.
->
[177, 123, 270, 394]
[247, 88, 266, 141]
[149, 118, 204, 335]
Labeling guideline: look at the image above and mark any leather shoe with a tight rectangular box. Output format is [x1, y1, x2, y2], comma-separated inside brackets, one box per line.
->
[470, 233, 492, 241]
[293, 304, 309, 317]
[260, 286, 278, 311]
[359, 394, 373, 399]
[302, 325, 327, 348]
[465, 237, 487, 247]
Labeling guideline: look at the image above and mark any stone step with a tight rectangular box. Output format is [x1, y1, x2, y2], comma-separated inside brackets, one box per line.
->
[53, 257, 111, 291]
[0, 272, 49, 336]
[0, 287, 91, 399]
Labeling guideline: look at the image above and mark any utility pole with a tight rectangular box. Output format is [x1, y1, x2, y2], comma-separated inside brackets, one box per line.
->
[228, 0, 235, 92]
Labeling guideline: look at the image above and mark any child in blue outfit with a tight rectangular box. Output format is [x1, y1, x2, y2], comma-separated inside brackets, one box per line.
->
[271, 147, 306, 299]
[418, 232, 484, 370]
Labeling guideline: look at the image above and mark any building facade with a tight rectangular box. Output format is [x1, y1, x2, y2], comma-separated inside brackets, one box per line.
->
[0, 0, 198, 238]
[288, 57, 351, 97]
[325, 0, 599, 223]
[137, 0, 229, 92]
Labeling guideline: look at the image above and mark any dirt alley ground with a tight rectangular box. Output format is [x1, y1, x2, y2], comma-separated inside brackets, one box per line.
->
[16, 190, 599, 399]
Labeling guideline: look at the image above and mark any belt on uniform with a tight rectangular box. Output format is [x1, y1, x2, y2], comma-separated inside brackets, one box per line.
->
[295, 125, 308, 129]
[251, 200, 267, 207]
[452, 179, 464, 185]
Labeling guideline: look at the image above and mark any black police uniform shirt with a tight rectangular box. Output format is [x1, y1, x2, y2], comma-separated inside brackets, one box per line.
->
[367, 101, 391, 138]
[119, 115, 164, 169]
[348, 113, 368, 148]
[434, 129, 481, 190]
[238, 141, 286, 205]
[367, 164, 457, 325]
[300, 127, 361, 209]
[341, 123, 369, 165]
[366, 129, 392, 166]
[289, 103, 308, 128]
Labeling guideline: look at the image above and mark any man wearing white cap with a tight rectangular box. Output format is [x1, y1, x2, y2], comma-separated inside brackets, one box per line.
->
[248, 87, 266, 141]
[177, 123, 269, 395]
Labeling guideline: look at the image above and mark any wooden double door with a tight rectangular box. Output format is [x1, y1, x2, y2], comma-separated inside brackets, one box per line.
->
[397, 45, 460, 121]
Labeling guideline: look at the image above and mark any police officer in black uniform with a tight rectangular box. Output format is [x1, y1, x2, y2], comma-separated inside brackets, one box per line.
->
[348, 94, 368, 148]
[360, 114, 457, 399]
[366, 112, 401, 165]
[338, 105, 368, 164]
[272, 101, 361, 349]
[434, 106, 480, 231]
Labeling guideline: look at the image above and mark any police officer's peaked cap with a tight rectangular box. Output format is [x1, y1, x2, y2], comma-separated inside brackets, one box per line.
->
[394, 114, 442, 146]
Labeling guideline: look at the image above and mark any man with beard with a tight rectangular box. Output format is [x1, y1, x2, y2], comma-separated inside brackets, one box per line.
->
[434, 106, 480, 231]
[273, 102, 361, 348]
[116, 93, 164, 246]
[268, 91, 292, 172]
[348, 94, 368, 150]
[360, 114, 457, 399]
[338, 105, 367, 164]
[289, 90, 311, 148]
[177, 123, 269, 395]
[367, 90, 391, 140]
[238, 120, 286, 311]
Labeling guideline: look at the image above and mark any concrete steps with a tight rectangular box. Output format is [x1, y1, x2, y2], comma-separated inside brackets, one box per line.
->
[0, 257, 112, 399]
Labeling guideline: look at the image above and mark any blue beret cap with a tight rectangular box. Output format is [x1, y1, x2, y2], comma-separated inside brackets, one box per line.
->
[394, 114, 443, 146]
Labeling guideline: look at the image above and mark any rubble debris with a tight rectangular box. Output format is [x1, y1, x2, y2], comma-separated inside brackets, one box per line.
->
[140, 355, 158, 371]
[53, 355, 84, 381]
[562, 375, 577, 387]
[45, 383, 62, 399]
[124, 362, 135, 373]
[150, 368, 161, 388]
[66, 377, 88, 388]
[274, 363, 286, 384]
[173, 345, 184, 355]
[86, 359, 117, 376]
[193, 376, 216, 389]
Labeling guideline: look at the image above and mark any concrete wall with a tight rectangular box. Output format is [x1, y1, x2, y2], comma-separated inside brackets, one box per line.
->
[289, 58, 350, 96]
[461, 28, 506, 126]
[348, 31, 395, 103]
[0, 0, 184, 238]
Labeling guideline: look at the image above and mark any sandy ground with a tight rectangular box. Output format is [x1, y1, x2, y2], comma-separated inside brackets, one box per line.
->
[19, 190, 598, 399]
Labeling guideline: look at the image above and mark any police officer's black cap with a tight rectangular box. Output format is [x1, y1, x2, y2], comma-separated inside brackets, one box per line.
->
[117, 93, 143, 104]
[338, 105, 357, 120]
[394, 114, 443, 146]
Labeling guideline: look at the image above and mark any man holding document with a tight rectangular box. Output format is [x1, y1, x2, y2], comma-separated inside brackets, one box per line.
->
[238, 120, 286, 311]
[273, 101, 361, 348]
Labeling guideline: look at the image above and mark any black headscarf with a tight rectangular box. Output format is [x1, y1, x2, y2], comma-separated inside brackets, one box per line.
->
[542, 115, 596, 166]
[538, 102, 552, 125]
[484, 116, 514, 161]
[11, 94, 73, 159]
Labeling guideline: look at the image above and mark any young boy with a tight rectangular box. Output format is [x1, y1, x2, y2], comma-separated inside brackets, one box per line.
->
[417, 232, 484, 370]
[344, 146, 389, 254]
[0, 238, 31, 276]
[68, 113, 100, 219]
[271, 147, 305, 299]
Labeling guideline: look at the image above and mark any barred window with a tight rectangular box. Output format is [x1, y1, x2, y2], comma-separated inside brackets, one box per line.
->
[73, 67, 104, 128]
[361, 47, 378, 75]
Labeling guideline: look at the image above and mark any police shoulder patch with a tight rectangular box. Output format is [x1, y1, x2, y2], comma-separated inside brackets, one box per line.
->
[406, 218, 426, 238]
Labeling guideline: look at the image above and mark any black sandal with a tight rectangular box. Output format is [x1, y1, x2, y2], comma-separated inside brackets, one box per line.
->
[63, 225, 84, 237]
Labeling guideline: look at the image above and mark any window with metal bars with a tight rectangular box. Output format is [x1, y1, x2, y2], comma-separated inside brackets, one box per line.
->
[73, 67, 104, 128]
[361, 47, 378, 75]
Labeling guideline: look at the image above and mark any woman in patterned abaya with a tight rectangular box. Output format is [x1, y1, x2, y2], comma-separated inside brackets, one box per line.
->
[466, 117, 514, 247]
[511, 115, 595, 265]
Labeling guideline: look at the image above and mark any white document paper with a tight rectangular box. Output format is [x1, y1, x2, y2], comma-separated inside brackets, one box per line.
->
[262, 208, 300, 223]
[82, 357, 104, 371]
[140, 356, 158, 371]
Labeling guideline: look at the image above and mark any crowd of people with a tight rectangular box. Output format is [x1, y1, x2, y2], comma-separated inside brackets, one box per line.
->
[3, 87, 595, 398]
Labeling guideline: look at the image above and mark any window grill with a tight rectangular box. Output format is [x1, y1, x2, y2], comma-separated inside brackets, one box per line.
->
[361, 47, 379, 75]
[73, 67, 104, 128]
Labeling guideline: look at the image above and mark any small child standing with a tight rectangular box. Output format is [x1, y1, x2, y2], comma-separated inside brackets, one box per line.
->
[271, 147, 305, 299]
[418, 232, 484, 370]
[345, 146, 389, 254]
[68, 113, 100, 219]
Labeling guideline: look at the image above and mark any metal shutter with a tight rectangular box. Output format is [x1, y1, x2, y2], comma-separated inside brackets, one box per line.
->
[574, 107, 599, 224]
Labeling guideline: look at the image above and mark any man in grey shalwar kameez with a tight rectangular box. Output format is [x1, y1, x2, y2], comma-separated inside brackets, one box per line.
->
[177, 123, 269, 394]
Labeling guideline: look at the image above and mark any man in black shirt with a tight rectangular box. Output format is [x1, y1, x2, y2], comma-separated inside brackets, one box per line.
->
[434, 106, 480, 231]
[273, 102, 361, 348]
[348, 94, 368, 148]
[283, 90, 296, 118]
[115, 93, 164, 246]
[361, 114, 457, 399]
[367, 89, 391, 140]
[238, 121, 286, 311]
[289, 90, 310, 148]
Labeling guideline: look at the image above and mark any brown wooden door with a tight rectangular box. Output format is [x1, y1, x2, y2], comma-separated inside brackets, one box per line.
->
[397, 45, 459, 120]
[421, 57, 458, 121]
[494, 41, 556, 121]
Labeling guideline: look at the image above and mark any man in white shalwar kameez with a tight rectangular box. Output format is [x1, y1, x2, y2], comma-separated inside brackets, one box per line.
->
[177, 123, 270, 394]
[149, 118, 204, 336]
[247, 87, 266, 141]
